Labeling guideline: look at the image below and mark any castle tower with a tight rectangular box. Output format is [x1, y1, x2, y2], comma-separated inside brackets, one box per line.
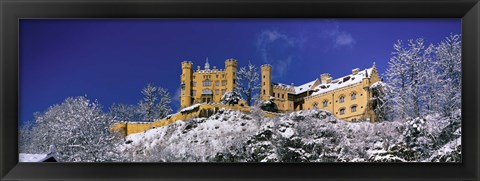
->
[225, 59, 238, 92]
[261, 64, 272, 101]
[180, 61, 193, 108]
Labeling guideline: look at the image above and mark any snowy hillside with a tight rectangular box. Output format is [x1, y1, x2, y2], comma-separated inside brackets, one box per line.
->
[120, 108, 461, 162]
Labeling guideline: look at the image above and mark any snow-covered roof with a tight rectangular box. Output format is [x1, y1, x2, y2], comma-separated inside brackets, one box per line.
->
[19, 153, 52, 162]
[294, 79, 319, 94]
[310, 67, 373, 97]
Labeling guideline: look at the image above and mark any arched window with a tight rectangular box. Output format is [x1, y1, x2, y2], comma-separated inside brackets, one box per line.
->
[313, 102, 318, 109]
[339, 95, 345, 103]
[202, 89, 212, 95]
[339, 107, 346, 115]
[351, 105, 357, 112]
[351, 92, 357, 100]
[263, 89, 266, 95]
[323, 100, 328, 108]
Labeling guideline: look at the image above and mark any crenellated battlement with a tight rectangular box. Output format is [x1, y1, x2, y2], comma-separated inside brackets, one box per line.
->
[225, 58, 238, 67]
[181, 61, 193, 69]
[261, 64, 272, 70]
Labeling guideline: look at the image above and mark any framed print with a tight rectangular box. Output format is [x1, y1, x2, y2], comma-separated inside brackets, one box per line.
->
[1, 0, 479, 180]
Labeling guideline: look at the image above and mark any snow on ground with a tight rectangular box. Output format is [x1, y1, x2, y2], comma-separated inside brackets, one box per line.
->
[19, 153, 49, 162]
[119, 108, 461, 162]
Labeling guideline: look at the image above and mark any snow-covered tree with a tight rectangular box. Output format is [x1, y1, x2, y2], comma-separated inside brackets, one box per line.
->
[109, 103, 141, 122]
[138, 83, 172, 122]
[235, 62, 261, 106]
[370, 81, 388, 121]
[385, 40, 410, 119]
[221, 91, 242, 105]
[435, 34, 462, 117]
[19, 120, 36, 153]
[260, 96, 278, 112]
[21, 96, 123, 162]
[385, 38, 449, 120]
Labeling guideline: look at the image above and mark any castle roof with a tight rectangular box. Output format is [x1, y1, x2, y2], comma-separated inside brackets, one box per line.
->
[294, 79, 319, 94]
[310, 67, 374, 97]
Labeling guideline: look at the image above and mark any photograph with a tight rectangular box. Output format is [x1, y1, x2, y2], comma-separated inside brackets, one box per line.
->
[18, 19, 462, 163]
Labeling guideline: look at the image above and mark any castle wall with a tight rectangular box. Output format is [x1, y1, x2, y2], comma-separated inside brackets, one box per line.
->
[181, 59, 238, 108]
[111, 103, 251, 136]
[191, 69, 228, 103]
[272, 86, 294, 112]
[304, 79, 378, 122]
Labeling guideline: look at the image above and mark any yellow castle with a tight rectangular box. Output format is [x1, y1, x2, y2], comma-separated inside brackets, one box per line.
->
[112, 59, 381, 136]
[180, 58, 242, 108]
[261, 63, 380, 122]
[180, 58, 380, 122]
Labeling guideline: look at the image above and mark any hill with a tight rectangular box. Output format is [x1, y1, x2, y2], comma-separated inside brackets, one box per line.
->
[119, 108, 461, 162]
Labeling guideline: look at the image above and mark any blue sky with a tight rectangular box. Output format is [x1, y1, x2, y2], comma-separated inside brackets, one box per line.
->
[19, 19, 461, 124]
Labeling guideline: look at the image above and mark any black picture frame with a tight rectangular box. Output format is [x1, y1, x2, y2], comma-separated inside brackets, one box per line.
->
[1, 0, 479, 180]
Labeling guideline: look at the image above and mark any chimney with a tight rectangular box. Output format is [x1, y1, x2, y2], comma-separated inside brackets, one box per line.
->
[320, 73, 332, 84]
[352, 68, 360, 75]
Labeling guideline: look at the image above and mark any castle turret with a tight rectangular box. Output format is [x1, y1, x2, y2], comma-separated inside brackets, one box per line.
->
[261, 64, 272, 101]
[225, 59, 238, 92]
[181, 61, 193, 108]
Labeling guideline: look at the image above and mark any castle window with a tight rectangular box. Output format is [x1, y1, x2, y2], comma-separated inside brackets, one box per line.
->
[351, 105, 357, 112]
[222, 80, 226, 86]
[193, 82, 196, 87]
[351, 92, 357, 100]
[222, 89, 226, 95]
[263, 75, 265, 78]
[192, 90, 196, 95]
[277, 93, 280, 98]
[203, 80, 212, 86]
[313, 102, 318, 109]
[263, 90, 266, 95]
[339, 96, 345, 103]
[215, 89, 219, 95]
[282, 94, 284, 99]
[222, 74, 225, 78]
[216, 75, 218, 78]
[216, 81, 219, 86]
[233, 79, 236, 84]
[323, 100, 328, 108]
[263, 82, 265, 86]
[339, 108, 346, 115]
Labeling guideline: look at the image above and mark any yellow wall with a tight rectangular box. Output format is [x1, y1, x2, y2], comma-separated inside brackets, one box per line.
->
[304, 81, 371, 121]
[181, 59, 238, 108]
[111, 103, 251, 136]
[271, 86, 294, 112]
[180, 61, 193, 108]
[262, 63, 380, 122]
[261, 64, 272, 101]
